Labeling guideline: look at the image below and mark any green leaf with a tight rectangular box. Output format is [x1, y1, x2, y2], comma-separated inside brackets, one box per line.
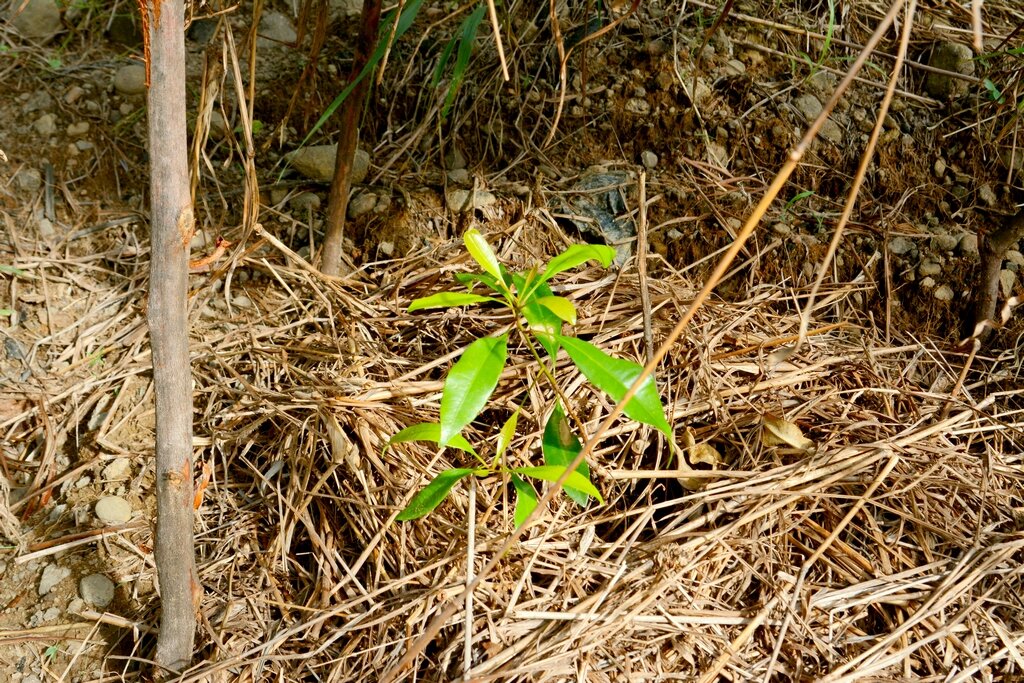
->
[431, 34, 459, 90]
[542, 402, 590, 506]
[517, 278, 561, 357]
[496, 408, 519, 459]
[514, 465, 604, 504]
[397, 467, 478, 520]
[537, 295, 577, 325]
[442, 4, 487, 117]
[463, 229, 502, 281]
[439, 334, 508, 445]
[454, 271, 502, 293]
[510, 474, 538, 527]
[388, 422, 477, 456]
[560, 336, 671, 436]
[0, 264, 26, 276]
[408, 292, 497, 312]
[541, 243, 616, 282]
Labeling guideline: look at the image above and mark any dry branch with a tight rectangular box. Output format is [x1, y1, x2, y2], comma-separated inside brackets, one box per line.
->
[143, 0, 199, 672]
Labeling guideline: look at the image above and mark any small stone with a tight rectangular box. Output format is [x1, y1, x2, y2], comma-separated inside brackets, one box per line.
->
[119, 102, 134, 116]
[792, 94, 824, 123]
[34, 113, 57, 136]
[1000, 269, 1016, 297]
[289, 192, 321, 212]
[67, 121, 90, 137]
[446, 188, 497, 212]
[918, 260, 943, 277]
[15, 167, 43, 192]
[80, 574, 116, 608]
[624, 97, 651, 115]
[924, 42, 975, 99]
[258, 11, 297, 46]
[233, 295, 253, 309]
[444, 147, 467, 170]
[285, 145, 370, 184]
[1006, 250, 1024, 268]
[977, 184, 997, 207]
[64, 86, 85, 104]
[22, 91, 54, 114]
[724, 59, 746, 76]
[95, 495, 132, 524]
[888, 236, 914, 255]
[329, 0, 362, 16]
[75, 140, 94, 152]
[377, 241, 394, 256]
[37, 217, 56, 240]
[819, 119, 843, 144]
[39, 563, 71, 596]
[931, 232, 959, 252]
[269, 188, 288, 205]
[102, 458, 131, 481]
[919, 276, 936, 288]
[958, 233, 979, 257]
[772, 223, 792, 236]
[113, 64, 147, 96]
[347, 191, 378, 219]
[640, 150, 658, 169]
[446, 168, 470, 185]
[10, 0, 62, 43]
[933, 285, 954, 301]
[190, 229, 212, 249]
[208, 110, 227, 139]
[934, 158, 946, 177]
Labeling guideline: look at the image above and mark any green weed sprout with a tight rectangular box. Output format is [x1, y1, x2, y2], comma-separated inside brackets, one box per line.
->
[390, 230, 672, 525]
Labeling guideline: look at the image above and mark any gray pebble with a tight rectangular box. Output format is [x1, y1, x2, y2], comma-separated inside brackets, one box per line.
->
[918, 260, 942, 277]
[23, 91, 54, 114]
[625, 98, 651, 115]
[1000, 270, 1016, 297]
[80, 574, 116, 608]
[233, 295, 253, 309]
[933, 158, 946, 177]
[792, 94, 823, 123]
[102, 458, 131, 481]
[977, 184, 997, 207]
[289, 192, 321, 212]
[933, 285, 954, 301]
[641, 150, 658, 169]
[444, 147, 467, 171]
[958, 233, 979, 257]
[34, 113, 57, 136]
[257, 11, 297, 45]
[285, 145, 369, 184]
[446, 188, 496, 212]
[888, 236, 914, 255]
[11, 0, 62, 43]
[15, 167, 43, 192]
[446, 168, 470, 185]
[347, 191, 378, 219]
[67, 121, 90, 137]
[95, 495, 132, 524]
[931, 232, 959, 252]
[39, 563, 71, 596]
[113, 64, 147, 95]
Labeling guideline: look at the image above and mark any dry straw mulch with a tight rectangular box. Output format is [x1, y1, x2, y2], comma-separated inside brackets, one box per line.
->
[5, 209, 1023, 681]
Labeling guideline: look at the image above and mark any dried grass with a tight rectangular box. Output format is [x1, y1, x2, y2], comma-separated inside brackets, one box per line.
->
[2, 0, 1023, 680]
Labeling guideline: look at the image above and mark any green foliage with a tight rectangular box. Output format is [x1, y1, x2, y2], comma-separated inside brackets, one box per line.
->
[432, 4, 487, 118]
[390, 230, 671, 525]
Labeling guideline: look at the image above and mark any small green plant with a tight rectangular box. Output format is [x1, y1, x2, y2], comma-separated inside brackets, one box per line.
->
[390, 230, 671, 525]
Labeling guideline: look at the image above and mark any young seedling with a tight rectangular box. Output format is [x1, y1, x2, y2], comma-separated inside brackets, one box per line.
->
[390, 229, 672, 526]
